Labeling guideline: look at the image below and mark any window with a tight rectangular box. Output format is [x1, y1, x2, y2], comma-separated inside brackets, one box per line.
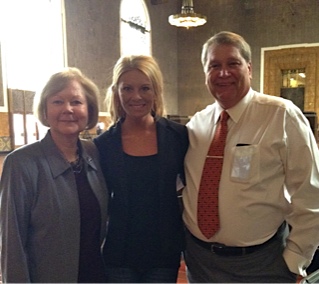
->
[0, 0, 65, 92]
[0, 0, 65, 147]
[281, 68, 306, 88]
[120, 0, 151, 56]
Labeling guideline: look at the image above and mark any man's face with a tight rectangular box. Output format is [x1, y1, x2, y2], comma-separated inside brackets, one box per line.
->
[204, 44, 252, 109]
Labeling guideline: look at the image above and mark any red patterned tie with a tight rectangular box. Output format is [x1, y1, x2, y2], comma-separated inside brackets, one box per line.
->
[197, 110, 229, 239]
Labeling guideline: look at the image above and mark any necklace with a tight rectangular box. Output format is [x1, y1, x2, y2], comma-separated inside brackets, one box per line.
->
[69, 147, 83, 174]
[70, 155, 83, 174]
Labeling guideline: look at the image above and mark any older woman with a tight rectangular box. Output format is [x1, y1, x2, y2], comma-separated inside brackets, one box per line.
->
[94, 55, 189, 283]
[0, 67, 108, 283]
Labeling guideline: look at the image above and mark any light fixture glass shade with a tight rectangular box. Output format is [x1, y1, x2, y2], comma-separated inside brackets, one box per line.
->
[168, 0, 207, 29]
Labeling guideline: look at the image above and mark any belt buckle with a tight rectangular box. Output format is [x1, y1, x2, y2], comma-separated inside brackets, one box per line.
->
[210, 242, 225, 254]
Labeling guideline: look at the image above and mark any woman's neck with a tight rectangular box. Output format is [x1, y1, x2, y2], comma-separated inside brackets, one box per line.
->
[122, 115, 155, 133]
[50, 131, 79, 162]
[121, 115, 157, 156]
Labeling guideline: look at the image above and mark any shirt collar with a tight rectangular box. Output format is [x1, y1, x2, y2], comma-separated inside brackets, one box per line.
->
[216, 88, 254, 124]
[212, 104, 224, 125]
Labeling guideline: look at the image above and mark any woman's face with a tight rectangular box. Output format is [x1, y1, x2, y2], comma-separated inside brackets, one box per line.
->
[117, 69, 155, 120]
[46, 79, 89, 138]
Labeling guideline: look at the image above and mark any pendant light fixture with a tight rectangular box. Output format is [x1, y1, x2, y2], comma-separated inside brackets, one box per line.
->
[168, 0, 207, 29]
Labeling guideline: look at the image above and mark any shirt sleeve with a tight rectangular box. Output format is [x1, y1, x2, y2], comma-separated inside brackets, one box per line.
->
[283, 108, 319, 276]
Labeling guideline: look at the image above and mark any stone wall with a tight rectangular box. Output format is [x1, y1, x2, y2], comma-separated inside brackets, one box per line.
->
[177, 0, 319, 116]
[1, 0, 319, 150]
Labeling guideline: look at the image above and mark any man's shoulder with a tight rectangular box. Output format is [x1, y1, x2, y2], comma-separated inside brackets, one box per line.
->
[252, 91, 296, 110]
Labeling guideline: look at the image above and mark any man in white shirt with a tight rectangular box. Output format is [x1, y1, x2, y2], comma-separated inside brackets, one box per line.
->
[183, 31, 319, 283]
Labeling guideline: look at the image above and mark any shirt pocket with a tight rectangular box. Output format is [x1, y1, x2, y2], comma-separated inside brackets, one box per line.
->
[230, 144, 260, 184]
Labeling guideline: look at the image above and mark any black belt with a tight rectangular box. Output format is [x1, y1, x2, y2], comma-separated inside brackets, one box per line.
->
[191, 223, 285, 256]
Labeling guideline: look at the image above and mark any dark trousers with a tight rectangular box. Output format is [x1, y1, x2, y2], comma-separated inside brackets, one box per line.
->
[307, 248, 319, 274]
[184, 227, 297, 283]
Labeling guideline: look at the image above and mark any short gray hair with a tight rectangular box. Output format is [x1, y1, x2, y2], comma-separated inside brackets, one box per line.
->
[201, 31, 252, 72]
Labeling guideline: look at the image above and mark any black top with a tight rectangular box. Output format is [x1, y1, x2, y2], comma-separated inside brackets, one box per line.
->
[75, 169, 106, 283]
[94, 117, 189, 270]
[124, 153, 161, 269]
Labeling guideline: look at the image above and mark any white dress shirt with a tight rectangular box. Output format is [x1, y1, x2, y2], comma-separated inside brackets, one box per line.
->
[183, 88, 319, 276]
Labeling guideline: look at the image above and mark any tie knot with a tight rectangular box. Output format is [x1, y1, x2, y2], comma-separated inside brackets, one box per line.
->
[220, 110, 229, 122]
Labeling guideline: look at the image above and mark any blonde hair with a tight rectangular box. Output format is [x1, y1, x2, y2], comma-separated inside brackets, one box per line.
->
[106, 55, 165, 124]
[34, 67, 100, 129]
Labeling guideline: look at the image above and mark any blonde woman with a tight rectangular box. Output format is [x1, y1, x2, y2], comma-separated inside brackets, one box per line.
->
[94, 55, 189, 283]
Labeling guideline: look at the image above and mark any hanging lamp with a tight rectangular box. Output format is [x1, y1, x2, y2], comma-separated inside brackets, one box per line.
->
[168, 0, 207, 29]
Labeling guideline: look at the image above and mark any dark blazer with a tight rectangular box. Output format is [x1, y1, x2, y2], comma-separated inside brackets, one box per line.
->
[94, 117, 189, 266]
